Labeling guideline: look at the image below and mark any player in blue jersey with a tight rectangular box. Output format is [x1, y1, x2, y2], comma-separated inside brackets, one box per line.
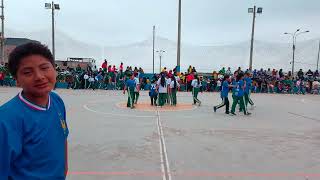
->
[123, 73, 136, 108]
[0, 42, 69, 179]
[213, 75, 232, 114]
[244, 72, 255, 108]
[230, 72, 251, 116]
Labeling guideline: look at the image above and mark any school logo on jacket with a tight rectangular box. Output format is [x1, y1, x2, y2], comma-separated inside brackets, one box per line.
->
[58, 112, 68, 136]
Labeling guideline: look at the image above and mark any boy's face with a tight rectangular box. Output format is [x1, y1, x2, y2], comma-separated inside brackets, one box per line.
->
[16, 55, 56, 97]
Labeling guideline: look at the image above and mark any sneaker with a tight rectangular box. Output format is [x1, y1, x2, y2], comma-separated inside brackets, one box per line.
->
[230, 112, 236, 116]
[225, 112, 229, 114]
[213, 106, 217, 112]
[245, 112, 251, 115]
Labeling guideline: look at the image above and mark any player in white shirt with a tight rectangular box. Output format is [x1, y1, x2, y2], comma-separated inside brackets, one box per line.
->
[157, 74, 167, 107]
[217, 79, 222, 91]
[191, 74, 202, 106]
[134, 73, 140, 104]
[88, 75, 95, 90]
[166, 76, 172, 105]
[83, 73, 89, 89]
[169, 76, 180, 106]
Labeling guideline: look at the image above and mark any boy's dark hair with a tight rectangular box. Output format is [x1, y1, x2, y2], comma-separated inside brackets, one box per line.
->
[8, 42, 54, 77]
[237, 72, 245, 81]
[223, 74, 230, 81]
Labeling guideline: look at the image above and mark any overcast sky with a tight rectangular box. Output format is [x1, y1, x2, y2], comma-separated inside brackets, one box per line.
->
[4, 0, 320, 46]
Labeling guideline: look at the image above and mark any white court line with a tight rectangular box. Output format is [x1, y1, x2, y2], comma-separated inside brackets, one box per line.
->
[156, 108, 172, 180]
[156, 110, 166, 180]
[115, 102, 199, 112]
[83, 104, 155, 118]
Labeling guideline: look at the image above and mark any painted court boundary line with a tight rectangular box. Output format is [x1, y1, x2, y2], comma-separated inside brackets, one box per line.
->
[67, 171, 320, 177]
[156, 107, 172, 180]
[288, 112, 320, 122]
[83, 104, 155, 118]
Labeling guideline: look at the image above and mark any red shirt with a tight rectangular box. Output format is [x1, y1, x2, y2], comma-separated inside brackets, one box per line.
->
[0, 72, 4, 80]
[120, 64, 123, 71]
[187, 74, 194, 82]
[102, 62, 107, 69]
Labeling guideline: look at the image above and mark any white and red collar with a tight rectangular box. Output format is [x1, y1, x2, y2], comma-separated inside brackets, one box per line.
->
[18, 92, 51, 111]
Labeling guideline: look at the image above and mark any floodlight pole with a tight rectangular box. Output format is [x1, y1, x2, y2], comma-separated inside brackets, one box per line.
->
[152, 25, 155, 74]
[317, 40, 320, 71]
[46, 1, 59, 61]
[1, 0, 4, 64]
[51, 1, 56, 61]
[176, 0, 181, 73]
[249, 6, 256, 70]
[284, 29, 309, 76]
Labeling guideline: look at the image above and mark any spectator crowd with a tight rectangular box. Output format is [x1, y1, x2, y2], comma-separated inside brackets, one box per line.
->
[0, 60, 319, 95]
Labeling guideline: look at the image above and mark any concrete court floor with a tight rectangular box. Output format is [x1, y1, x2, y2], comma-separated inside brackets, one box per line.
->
[1, 87, 320, 180]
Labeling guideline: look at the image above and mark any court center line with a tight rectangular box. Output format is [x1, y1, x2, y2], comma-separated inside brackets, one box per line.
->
[156, 109, 166, 180]
[67, 171, 320, 177]
[156, 108, 172, 180]
[83, 104, 155, 118]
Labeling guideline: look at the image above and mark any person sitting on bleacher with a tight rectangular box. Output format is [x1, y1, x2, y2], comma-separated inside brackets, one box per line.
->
[0, 70, 4, 86]
[312, 80, 319, 94]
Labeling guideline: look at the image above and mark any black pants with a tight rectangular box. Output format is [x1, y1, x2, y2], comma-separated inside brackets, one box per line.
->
[187, 81, 192, 91]
[214, 97, 229, 113]
[150, 96, 157, 106]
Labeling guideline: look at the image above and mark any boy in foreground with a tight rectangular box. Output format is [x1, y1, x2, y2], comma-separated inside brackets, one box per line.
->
[0, 43, 69, 179]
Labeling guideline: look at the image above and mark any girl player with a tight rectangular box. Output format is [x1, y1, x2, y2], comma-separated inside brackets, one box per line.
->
[157, 73, 167, 107]
[191, 74, 202, 106]
[166, 74, 172, 105]
[170, 76, 180, 106]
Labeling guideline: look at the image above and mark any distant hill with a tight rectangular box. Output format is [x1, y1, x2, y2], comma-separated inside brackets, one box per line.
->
[6, 28, 320, 73]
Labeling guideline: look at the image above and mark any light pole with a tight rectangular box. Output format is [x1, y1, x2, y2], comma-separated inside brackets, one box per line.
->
[248, 6, 262, 70]
[0, 0, 4, 64]
[156, 50, 165, 73]
[152, 26, 155, 74]
[317, 40, 320, 71]
[45, 2, 60, 61]
[176, 0, 181, 73]
[284, 29, 309, 75]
